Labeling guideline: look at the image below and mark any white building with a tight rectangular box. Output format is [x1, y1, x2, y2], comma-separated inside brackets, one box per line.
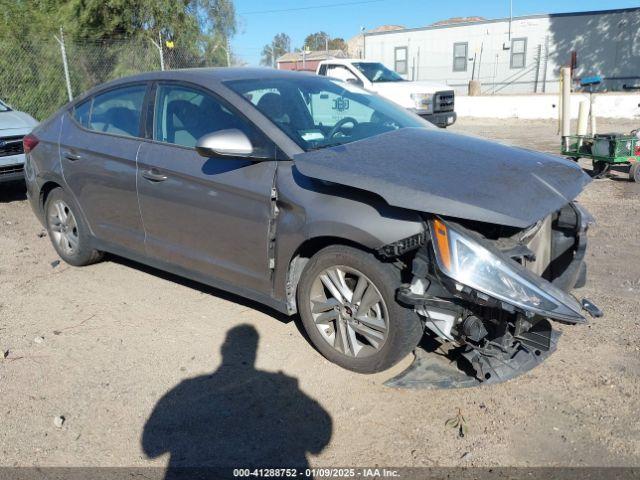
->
[362, 7, 640, 94]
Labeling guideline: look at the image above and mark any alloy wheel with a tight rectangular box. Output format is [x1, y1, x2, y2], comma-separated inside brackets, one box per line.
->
[309, 265, 389, 358]
[48, 199, 79, 256]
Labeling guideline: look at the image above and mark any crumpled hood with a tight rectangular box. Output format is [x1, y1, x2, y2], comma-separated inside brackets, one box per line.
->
[0, 110, 38, 132]
[294, 128, 591, 228]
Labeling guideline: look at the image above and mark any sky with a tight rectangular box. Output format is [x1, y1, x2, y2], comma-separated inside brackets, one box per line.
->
[231, 0, 640, 66]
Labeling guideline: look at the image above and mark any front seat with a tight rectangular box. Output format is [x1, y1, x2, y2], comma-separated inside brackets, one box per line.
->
[256, 93, 290, 125]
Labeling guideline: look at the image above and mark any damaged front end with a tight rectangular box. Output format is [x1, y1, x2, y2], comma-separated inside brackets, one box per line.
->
[384, 202, 602, 388]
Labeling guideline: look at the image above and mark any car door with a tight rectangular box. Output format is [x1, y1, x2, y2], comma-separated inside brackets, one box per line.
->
[60, 83, 148, 254]
[136, 82, 278, 293]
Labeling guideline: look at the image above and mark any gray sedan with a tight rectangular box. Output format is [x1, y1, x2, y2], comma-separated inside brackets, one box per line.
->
[24, 68, 600, 381]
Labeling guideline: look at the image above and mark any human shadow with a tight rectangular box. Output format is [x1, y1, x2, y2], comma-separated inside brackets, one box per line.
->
[142, 324, 332, 480]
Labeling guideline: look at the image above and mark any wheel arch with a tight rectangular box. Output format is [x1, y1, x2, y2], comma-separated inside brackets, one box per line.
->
[284, 236, 377, 315]
[40, 180, 63, 211]
[38, 179, 96, 237]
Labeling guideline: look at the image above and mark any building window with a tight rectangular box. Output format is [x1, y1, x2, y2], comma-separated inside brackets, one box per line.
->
[453, 42, 468, 72]
[510, 38, 527, 69]
[394, 47, 408, 74]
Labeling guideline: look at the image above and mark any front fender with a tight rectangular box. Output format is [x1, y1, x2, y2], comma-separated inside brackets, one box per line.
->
[272, 164, 426, 309]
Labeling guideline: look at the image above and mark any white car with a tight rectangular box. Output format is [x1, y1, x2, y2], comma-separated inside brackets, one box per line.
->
[0, 99, 38, 183]
[316, 59, 456, 128]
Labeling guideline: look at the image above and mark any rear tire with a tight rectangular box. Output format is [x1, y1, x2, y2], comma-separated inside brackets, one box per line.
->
[297, 245, 423, 373]
[44, 188, 103, 267]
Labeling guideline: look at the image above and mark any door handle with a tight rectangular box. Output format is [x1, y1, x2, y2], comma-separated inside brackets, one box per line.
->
[141, 169, 168, 182]
[63, 151, 81, 161]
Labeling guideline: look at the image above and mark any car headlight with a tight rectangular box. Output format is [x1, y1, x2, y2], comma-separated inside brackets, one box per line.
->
[429, 218, 586, 323]
[410, 93, 432, 111]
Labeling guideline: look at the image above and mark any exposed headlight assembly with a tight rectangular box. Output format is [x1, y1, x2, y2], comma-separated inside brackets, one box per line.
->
[429, 218, 586, 323]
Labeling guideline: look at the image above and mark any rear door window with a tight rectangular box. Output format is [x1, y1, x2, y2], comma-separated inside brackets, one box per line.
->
[88, 85, 146, 137]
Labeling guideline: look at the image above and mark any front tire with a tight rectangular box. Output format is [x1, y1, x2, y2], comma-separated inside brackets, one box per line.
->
[45, 188, 103, 266]
[297, 245, 423, 373]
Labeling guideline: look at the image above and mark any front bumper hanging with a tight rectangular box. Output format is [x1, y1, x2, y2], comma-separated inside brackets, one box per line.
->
[385, 322, 561, 389]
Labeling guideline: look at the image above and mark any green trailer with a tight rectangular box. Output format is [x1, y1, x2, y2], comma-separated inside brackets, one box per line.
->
[562, 132, 640, 181]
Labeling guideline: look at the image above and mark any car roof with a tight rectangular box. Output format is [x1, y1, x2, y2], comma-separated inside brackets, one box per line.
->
[77, 67, 317, 100]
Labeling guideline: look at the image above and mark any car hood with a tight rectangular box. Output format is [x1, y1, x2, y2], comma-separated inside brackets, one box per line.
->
[0, 110, 38, 132]
[293, 128, 591, 228]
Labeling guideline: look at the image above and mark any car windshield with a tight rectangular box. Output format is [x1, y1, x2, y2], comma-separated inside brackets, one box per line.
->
[352, 62, 405, 83]
[0, 99, 10, 112]
[225, 76, 429, 152]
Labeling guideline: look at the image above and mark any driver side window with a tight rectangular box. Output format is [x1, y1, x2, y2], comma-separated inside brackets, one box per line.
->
[154, 84, 273, 157]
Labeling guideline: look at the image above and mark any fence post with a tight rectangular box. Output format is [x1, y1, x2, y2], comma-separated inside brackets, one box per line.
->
[54, 27, 73, 102]
[151, 32, 165, 71]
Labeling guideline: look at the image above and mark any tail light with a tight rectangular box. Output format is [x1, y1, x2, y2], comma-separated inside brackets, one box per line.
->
[23, 133, 39, 153]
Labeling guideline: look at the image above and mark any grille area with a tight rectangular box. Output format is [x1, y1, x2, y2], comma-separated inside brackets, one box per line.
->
[0, 163, 24, 176]
[434, 90, 455, 113]
[0, 136, 25, 158]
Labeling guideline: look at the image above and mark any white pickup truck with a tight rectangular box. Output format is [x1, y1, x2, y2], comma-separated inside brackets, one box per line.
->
[316, 59, 456, 128]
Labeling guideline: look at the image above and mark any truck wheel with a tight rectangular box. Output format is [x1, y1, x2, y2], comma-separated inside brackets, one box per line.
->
[630, 162, 640, 182]
[45, 188, 103, 267]
[297, 245, 423, 373]
[591, 161, 610, 179]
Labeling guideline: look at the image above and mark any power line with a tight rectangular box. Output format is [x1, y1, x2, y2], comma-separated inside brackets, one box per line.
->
[239, 0, 385, 15]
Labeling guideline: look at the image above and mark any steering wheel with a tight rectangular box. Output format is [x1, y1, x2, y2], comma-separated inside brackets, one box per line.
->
[328, 117, 359, 139]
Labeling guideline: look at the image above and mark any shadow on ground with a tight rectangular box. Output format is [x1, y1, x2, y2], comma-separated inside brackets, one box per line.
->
[142, 325, 333, 479]
[0, 180, 26, 203]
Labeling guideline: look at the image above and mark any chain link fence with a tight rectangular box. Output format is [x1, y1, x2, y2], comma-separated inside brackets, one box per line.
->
[0, 35, 209, 121]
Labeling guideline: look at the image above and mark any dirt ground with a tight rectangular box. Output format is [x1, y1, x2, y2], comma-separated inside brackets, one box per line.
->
[1, 118, 639, 470]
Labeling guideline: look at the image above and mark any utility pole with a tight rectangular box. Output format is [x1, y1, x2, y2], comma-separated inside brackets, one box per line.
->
[361, 26, 366, 59]
[54, 27, 73, 102]
[272, 41, 276, 69]
[226, 37, 231, 67]
[508, 0, 513, 41]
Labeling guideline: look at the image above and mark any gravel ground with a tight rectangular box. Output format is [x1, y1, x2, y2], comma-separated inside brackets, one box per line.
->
[0, 118, 639, 469]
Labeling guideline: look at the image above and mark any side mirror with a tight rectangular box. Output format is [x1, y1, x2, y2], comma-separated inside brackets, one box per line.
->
[195, 129, 253, 158]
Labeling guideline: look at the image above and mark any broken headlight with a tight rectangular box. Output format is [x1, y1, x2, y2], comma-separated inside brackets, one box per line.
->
[429, 218, 585, 323]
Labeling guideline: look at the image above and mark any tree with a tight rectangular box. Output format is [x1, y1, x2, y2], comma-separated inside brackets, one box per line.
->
[0, 0, 239, 120]
[303, 32, 347, 52]
[198, 0, 237, 66]
[260, 33, 291, 67]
